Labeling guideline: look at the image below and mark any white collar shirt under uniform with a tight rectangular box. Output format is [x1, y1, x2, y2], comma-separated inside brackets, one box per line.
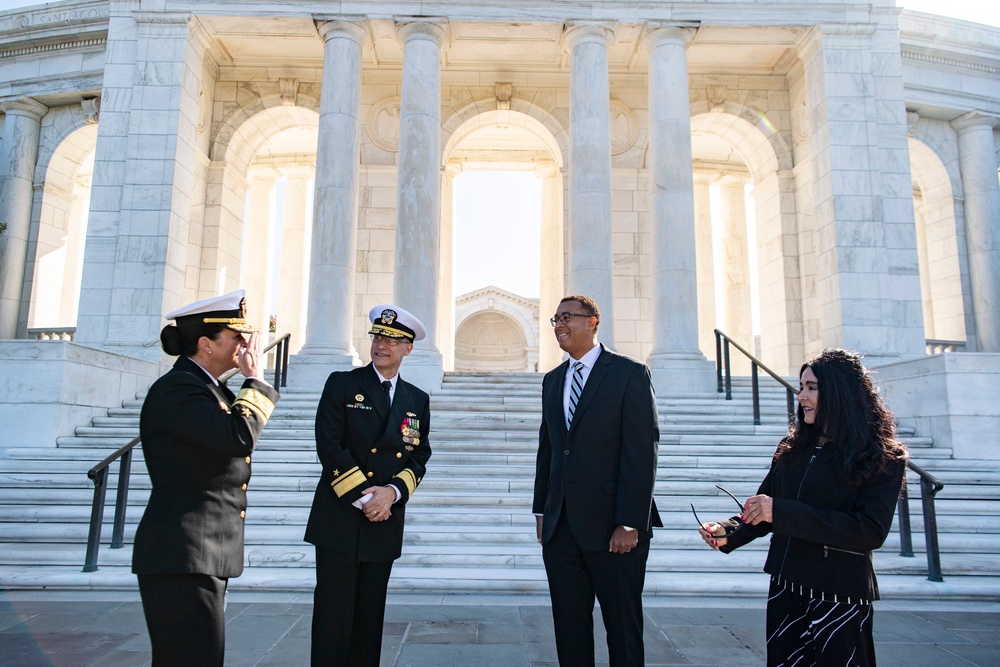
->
[562, 343, 602, 427]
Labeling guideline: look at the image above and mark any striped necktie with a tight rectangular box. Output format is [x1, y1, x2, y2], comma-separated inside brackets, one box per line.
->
[567, 361, 584, 429]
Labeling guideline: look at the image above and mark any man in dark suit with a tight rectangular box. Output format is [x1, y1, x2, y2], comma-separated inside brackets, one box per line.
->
[305, 304, 432, 667]
[133, 290, 280, 666]
[533, 294, 661, 667]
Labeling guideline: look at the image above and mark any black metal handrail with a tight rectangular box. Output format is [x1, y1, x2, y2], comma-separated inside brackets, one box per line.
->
[714, 329, 797, 425]
[714, 328, 945, 582]
[896, 460, 945, 582]
[82, 333, 290, 572]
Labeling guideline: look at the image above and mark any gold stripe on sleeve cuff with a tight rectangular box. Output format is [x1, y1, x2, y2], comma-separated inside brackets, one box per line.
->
[233, 388, 275, 422]
[393, 469, 418, 497]
[331, 467, 367, 497]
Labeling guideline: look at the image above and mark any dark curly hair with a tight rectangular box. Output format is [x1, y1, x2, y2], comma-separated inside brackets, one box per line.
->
[776, 348, 907, 487]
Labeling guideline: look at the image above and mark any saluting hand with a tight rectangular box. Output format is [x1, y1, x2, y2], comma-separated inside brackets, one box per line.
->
[237, 331, 262, 379]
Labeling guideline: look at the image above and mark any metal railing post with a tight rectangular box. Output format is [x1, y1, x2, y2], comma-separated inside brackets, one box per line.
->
[111, 448, 132, 549]
[897, 484, 914, 557]
[751, 363, 760, 426]
[715, 331, 723, 393]
[723, 340, 732, 400]
[786, 389, 796, 424]
[83, 467, 109, 572]
[920, 476, 944, 582]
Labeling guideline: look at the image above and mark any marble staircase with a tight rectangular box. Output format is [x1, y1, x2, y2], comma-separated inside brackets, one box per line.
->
[1, 372, 998, 600]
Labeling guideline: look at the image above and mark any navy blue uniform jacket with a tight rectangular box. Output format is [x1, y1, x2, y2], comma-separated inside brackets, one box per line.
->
[132, 356, 279, 578]
[304, 364, 431, 562]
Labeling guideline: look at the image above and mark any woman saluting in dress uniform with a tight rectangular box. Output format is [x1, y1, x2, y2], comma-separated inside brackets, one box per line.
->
[698, 348, 907, 666]
[132, 290, 280, 666]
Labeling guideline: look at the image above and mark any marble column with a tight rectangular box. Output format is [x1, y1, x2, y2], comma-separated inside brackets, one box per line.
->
[952, 112, 1000, 352]
[717, 173, 753, 352]
[438, 163, 460, 371]
[563, 22, 615, 348]
[243, 168, 279, 336]
[75, 0, 139, 346]
[291, 19, 367, 385]
[394, 18, 447, 388]
[693, 171, 716, 358]
[278, 166, 313, 355]
[644, 24, 712, 390]
[538, 164, 565, 372]
[0, 96, 48, 339]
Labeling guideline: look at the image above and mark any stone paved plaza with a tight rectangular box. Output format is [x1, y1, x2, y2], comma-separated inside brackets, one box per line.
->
[1, 591, 998, 666]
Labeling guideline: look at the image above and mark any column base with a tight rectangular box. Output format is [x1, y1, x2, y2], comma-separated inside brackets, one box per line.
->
[287, 351, 361, 388]
[647, 351, 715, 394]
[398, 347, 444, 393]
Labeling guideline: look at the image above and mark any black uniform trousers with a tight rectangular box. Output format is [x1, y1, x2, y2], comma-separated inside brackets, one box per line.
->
[765, 578, 876, 667]
[542, 511, 649, 667]
[311, 546, 394, 667]
[137, 573, 228, 667]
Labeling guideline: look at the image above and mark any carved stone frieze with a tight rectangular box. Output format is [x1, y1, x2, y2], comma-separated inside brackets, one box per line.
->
[81, 98, 100, 124]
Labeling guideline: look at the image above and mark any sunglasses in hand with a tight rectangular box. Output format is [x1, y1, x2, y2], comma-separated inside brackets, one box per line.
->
[691, 485, 746, 539]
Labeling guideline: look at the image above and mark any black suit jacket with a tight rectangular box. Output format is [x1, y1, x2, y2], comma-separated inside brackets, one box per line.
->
[304, 364, 431, 562]
[132, 356, 280, 577]
[533, 344, 662, 551]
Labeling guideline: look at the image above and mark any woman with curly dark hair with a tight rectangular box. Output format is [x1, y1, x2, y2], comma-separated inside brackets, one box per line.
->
[698, 348, 907, 666]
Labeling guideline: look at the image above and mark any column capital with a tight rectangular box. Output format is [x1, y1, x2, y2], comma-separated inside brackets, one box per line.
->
[0, 95, 48, 120]
[642, 22, 697, 51]
[395, 18, 448, 48]
[562, 21, 613, 53]
[951, 111, 999, 134]
[315, 16, 369, 45]
[242, 166, 278, 189]
[279, 164, 314, 181]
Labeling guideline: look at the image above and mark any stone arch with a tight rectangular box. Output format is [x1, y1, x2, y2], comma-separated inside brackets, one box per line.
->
[441, 98, 568, 168]
[686, 105, 801, 372]
[25, 109, 98, 330]
[454, 288, 539, 372]
[199, 100, 320, 315]
[439, 104, 566, 372]
[454, 311, 530, 372]
[908, 135, 969, 344]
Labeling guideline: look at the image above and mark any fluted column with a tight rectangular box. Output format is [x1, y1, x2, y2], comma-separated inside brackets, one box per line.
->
[394, 18, 447, 388]
[538, 164, 565, 371]
[693, 171, 715, 357]
[243, 168, 279, 335]
[563, 22, 615, 348]
[0, 96, 48, 338]
[718, 173, 753, 351]
[952, 112, 1000, 352]
[644, 24, 712, 390]
[291, 19, 367, 384]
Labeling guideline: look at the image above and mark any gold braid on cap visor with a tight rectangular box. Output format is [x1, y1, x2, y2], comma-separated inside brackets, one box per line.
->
[370, 324, 413, 340]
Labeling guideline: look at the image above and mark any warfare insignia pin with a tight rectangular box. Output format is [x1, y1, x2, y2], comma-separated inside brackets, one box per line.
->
[406, 412, 416, 417]
[356, 394, 365, 402]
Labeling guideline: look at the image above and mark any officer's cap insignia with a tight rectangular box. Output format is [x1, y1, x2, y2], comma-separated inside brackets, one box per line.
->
[356, 394, 365, 402]
[239, 297, 247, 318]
[380, 309, 397, 325]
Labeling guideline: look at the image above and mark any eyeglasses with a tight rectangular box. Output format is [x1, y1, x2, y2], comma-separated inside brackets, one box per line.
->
[369, 334, 407, 347]
[690, 485, 746, 538]
[549, 312, 592, 327]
